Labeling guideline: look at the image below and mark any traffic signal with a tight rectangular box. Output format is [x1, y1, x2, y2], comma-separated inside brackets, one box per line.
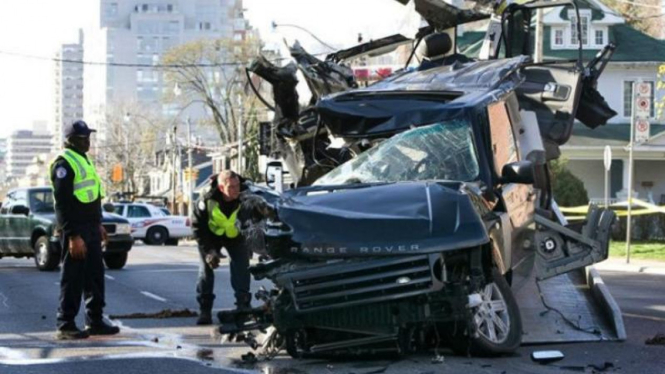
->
[111, 164, 123, 183]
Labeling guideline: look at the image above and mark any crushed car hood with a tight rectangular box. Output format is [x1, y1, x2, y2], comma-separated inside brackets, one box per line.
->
[268, 182, 489, 258]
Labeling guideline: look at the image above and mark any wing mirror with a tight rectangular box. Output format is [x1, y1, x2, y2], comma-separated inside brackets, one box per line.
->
[501, 160, 535, 185]
[11, 205, 30, 216]
[102, 203, 116, 213]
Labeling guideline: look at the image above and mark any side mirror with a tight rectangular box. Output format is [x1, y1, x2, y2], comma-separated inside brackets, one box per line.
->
[11, 205, 30, 216]
[265, 161, 284, 192]
[102, 203, 116, 213]
[501, 160, 535, 185]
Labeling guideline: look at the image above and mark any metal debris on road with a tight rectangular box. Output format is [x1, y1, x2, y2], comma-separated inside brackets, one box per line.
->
[196, 349, 214, 361]
[108, 308, 198, 319]
[645, 333, 665, 345]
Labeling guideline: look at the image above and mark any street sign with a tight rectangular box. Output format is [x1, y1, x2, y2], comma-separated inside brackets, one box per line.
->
[635, 118, 650, 143]
[603, 145, 612, 171]
[635, 97, 651, 118]
[636, 82, 651, 97]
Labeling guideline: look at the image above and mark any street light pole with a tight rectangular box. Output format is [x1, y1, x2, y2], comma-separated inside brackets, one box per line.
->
[237, 94, 244, 174]
[271, 21, 336, 51]
[187, 117, 194, 217]
[123, 113, 131, 196]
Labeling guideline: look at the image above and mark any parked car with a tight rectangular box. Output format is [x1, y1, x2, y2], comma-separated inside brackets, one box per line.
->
[223, 0, 617, 358]
[0, 187, 134, 271]
[112, 202, 192, 245]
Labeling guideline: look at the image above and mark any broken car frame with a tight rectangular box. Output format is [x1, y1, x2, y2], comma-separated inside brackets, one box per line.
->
[228, 0, 620, 358]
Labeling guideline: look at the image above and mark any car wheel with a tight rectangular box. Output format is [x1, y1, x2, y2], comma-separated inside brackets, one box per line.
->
[104, 252, 128, 270]
[34, 236, 59, 271]
[165, 238, 179, 246]
[145, 227, 168, 245]
[449, 268, 522, 356]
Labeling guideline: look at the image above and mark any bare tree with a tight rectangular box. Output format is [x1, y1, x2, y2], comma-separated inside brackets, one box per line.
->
[161, 36, 267, 180]
[97, 102, 168, 198]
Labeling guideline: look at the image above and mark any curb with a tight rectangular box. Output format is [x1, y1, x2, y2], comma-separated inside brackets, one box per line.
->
[586, 266, 627, 341]
[594, 261, 665, 276]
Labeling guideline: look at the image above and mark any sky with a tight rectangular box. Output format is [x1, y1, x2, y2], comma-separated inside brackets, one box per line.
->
[0, 0, 416, 138]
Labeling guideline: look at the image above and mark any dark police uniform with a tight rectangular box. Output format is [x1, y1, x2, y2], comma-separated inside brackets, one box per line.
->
[192, 175, 252, 316]
[51, 120, 116, 337]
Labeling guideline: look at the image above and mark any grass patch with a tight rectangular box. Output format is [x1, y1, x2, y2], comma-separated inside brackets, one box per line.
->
[609, 241, 665, 261]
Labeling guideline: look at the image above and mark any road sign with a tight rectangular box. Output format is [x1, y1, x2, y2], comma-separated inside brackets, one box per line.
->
[635, 97, 651, 118]
[636, 82, 651, 97]
[603, 145, 612, 171]
[635, 118, 650, 143]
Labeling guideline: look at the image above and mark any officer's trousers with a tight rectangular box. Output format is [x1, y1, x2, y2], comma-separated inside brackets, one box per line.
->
[196, 238, 251, 311]
[56, 223, 105, 329]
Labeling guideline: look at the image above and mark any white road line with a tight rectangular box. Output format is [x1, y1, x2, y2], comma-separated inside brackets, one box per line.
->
[140, 291, 167, 302]
[104, 275, 115, 280]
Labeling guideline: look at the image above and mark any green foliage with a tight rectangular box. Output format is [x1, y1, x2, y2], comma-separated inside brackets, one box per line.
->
[550, 158, 589, 207]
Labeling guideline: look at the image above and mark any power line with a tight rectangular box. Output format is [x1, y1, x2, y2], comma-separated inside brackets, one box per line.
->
[0, 49, 328, 69]
[0, 50, 254, 68]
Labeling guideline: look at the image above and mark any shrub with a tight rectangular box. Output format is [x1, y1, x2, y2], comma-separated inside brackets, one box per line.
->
[550, 158, 589, 207]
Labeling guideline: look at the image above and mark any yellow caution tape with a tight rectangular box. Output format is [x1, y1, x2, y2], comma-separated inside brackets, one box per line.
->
[561, 198, 665, 221]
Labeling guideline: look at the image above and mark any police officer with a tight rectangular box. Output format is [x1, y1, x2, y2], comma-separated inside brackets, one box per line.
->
[51, 120, 120, 340]
[192, 170, 252, 325]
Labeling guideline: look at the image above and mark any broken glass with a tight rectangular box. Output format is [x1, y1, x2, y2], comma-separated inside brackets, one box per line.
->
[315, 119, 479, 185]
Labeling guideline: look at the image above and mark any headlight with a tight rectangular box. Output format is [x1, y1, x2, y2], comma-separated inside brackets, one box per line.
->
[116, 224, 132, 235]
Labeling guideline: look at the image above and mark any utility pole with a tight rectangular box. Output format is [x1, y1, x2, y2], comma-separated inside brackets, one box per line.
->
[237, 95, 244, 174]
[171, 124, 178, 215]
[534, 8, 544, 63]
[187, 117, 194, 217]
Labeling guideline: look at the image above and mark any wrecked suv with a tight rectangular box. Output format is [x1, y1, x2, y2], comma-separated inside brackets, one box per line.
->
[229, 0, 617, 357]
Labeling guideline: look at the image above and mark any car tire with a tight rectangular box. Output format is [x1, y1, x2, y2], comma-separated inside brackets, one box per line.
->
[34, 236, 59, 271]
[145, 227, 168, 245]
[104, 252, 128, 270]
[448, 268, 522, 356]
[165, 238, 179, 246]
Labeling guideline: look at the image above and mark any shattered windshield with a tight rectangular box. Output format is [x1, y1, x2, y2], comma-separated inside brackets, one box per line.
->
[315, 120, 479, 185]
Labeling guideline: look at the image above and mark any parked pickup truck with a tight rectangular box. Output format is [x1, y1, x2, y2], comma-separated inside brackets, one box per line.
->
[112, 202, 192, 245]
[0, 187, 134, 271]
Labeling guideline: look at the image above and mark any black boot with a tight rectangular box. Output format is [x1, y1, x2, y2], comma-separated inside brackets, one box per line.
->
[56, 324, 90, 340]
[197, 309, 213, 325]
[235, 294, 252, 311]
[85, 320, 120, 336]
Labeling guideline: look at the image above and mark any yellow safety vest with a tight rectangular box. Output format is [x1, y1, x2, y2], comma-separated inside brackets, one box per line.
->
[51, 149, 105, 203]
[207, 200, 240, 238]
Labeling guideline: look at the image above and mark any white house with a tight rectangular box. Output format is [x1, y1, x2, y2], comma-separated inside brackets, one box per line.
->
[458, 0, 665, 205]
[541, 0, 665, 205]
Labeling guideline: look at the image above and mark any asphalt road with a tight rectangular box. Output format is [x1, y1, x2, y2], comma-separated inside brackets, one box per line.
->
[0, 243, 663, 374]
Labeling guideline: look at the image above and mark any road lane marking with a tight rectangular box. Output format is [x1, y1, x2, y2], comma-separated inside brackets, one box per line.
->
[623, 312, 665, 323]
[105, 275, 115, 280]
[140, 291, 167, 302]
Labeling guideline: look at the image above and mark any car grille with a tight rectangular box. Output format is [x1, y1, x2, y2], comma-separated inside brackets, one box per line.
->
[278, 254, 440, 312]
[103, 224, 117, 235]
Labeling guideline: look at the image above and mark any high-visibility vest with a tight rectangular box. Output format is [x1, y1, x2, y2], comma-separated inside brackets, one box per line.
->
[51, 149, 105, 203]
[207, 199, 240, 238]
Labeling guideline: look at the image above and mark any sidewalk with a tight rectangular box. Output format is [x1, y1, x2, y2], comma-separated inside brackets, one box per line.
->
[594, 257, 665, 275]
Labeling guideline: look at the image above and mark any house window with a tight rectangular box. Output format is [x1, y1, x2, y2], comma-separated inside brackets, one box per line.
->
[570, 14, 589, 45]
[595, 30, 604, 45]
[554, 29, 564, 46]
[623, 81, 655, 118]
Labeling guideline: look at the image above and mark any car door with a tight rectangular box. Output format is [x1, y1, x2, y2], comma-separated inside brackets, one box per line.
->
[499, 2, 588, 161]
[126, 205, 153, 237]
[0, 196, 11, 253]
[10, 190, 32, 253]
